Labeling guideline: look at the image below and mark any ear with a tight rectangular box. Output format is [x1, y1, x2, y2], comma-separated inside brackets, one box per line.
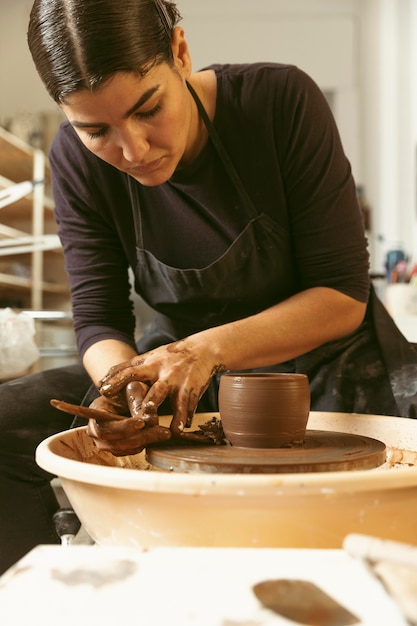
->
[171, 26, 192, 79]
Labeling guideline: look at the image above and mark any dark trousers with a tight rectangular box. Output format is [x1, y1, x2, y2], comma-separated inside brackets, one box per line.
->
[0, 364, 91, 575]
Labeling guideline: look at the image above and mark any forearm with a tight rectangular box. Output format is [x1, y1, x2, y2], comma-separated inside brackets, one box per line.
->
[83, 339, 139, 387]
[190, 287, 367, 371]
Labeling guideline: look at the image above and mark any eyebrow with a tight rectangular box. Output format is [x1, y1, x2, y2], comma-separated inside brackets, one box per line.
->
[71, 85, 161, 128]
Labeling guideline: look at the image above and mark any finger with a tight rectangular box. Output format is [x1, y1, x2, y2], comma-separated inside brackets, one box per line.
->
[87, 416, 146, 441]
[125, 381, 156, 422]
[170, 377, 204, 434]
[186, 387, 201, 427]
[140, 399, 159, 426]
[169, 387, 196, 436]
[138, 379, 172, 424]
[99, 359, 149, 395]
[88, 424, 172, 456]
[90, 394, 129, 415]
[99, 369, 146, 395]
[99, 357, 141, 381]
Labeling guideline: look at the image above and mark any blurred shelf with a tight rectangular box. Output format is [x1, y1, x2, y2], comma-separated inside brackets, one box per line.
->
[0, 127, 70, 309]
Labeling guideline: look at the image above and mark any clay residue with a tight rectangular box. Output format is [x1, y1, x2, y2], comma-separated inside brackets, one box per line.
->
[51, 559, 137, 588]
[193, 416, 227, 445]
[375, 446, 417, 470]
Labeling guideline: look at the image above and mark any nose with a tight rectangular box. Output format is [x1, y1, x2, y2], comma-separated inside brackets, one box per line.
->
[117, 125, 150, 164]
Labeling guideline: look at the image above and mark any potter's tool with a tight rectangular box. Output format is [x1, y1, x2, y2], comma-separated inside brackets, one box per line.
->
[51, 399, 218, 443]
[53, 507, 81, 547]
[146, 430, 386, 473]
[50, 398, 128, 421]
[252, 578, 359, 625]
[344, 534, 417, 570]
[344, 534, 417, 625]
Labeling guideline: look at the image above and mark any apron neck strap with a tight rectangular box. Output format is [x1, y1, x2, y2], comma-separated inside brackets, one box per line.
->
[128, 78, 260, 244]
[186, 80, 258, 220]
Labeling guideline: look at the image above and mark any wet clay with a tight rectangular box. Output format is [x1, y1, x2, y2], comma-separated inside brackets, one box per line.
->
[218, 373, 310, 448]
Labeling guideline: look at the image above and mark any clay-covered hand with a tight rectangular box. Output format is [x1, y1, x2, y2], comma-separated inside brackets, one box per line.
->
[87, 381, 171, 456]
[98, 339, 225, 437]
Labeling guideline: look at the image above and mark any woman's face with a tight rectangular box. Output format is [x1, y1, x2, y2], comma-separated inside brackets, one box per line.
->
[61, 29, 196, 186]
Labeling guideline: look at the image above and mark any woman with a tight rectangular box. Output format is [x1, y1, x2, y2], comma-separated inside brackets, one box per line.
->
[0, 0, 415, 575]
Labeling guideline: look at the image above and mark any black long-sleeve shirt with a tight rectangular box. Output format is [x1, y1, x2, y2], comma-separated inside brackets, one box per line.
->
[49, 63, 369, 358]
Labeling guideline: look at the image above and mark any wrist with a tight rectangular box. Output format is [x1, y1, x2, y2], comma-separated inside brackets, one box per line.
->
[185, 326, 230, 373]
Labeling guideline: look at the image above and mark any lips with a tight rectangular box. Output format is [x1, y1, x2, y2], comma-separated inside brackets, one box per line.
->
[128, 157, 163, 176]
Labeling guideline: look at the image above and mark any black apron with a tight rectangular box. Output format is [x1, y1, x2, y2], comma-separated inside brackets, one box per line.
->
[86, 83, 417, 418]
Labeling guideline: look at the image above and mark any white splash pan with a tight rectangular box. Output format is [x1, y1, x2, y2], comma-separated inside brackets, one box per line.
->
[36, 411, 417, 549]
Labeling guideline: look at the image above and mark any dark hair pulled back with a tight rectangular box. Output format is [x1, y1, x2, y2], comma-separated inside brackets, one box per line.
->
[27, 0, 182, 103]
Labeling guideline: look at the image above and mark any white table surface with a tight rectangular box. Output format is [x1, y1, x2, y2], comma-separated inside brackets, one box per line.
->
[393, 315, 417, 343]
[0, 546, 408, 625]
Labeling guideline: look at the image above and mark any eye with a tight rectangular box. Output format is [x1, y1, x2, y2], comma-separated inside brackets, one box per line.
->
[136, 104, 162, 120]
[86, 127, 108, 140]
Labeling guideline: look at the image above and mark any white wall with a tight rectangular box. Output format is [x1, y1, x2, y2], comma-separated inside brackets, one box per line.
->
[1, 0, 416, 272]
[0, 1, 55, 119]
[360, 0, 417, 271]
[181, 0, 361, 182]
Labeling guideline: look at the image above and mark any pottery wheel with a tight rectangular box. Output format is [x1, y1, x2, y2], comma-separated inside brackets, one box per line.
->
[146, 430, 386, 474]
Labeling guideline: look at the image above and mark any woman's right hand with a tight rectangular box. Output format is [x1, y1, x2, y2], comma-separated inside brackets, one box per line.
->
[86, 381, 172, 456]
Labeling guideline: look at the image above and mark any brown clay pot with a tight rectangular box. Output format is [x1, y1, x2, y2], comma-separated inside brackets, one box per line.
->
[218, 373, 310, 448]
